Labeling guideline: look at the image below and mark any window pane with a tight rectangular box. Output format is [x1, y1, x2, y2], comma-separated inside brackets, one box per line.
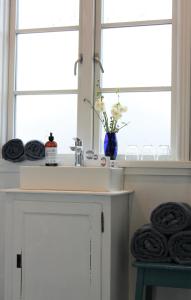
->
[16, 32, 78, 91]
[102, 0, 172, 23]
[18, 0, 79, 29]
[15, 95, 77, 154]
[100, 92, 171, 155]
[101, 25, 171, 88]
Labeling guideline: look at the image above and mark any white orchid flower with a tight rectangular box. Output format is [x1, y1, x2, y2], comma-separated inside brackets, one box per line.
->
[112, 102, 128, 113]
[111, 107, 122, 120]
[84, 84, 128, 133]
[120, 105, 128, 113]
[95, 97, 106, 112]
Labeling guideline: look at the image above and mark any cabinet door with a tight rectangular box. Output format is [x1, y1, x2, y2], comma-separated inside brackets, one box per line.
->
[13, 201, 102, 300]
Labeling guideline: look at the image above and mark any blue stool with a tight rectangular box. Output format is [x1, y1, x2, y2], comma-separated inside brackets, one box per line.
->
[133, 261, 191, 300]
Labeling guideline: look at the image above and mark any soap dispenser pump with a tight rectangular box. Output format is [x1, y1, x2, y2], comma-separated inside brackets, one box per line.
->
[45, 132, 58, 166]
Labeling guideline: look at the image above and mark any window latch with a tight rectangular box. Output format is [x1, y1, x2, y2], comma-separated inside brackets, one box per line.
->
[74, 54, 83, 76]
[93, 54, 104, 73]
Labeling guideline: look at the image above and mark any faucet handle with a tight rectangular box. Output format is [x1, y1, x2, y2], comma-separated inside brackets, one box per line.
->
[86, 150, 94, 159]
[73, 137, 83, 147]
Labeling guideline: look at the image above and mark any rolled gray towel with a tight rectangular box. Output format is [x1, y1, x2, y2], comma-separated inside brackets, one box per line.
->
[24, 140, 45, 160]
[2, 139, 25, 162]
[151, 202, 191, 234]
[168, 231, 191, 265]
[131, 224, 170, 262]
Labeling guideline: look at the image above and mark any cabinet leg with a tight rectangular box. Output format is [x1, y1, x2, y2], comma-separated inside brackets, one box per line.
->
[135, 269, 144, 300]
[145, 285, 153, 300]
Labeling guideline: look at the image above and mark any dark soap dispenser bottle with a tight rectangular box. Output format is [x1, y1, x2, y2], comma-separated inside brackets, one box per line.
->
[45, 132, 58, 166]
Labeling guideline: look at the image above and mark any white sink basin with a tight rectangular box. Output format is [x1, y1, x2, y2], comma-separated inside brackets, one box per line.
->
[20, 166, 123, 192]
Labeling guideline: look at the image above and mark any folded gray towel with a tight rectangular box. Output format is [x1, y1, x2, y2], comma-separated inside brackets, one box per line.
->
[168, 231, 191, 264]
[151, 202, 191, 235]
[24, 140, 45, 160]
[131, 224, 170, 262]
[2, 139, 25, 162]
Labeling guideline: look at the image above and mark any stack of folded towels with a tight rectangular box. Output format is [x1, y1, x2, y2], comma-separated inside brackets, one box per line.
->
[2, 139, 45, 162]
[131, 202, 191, 265]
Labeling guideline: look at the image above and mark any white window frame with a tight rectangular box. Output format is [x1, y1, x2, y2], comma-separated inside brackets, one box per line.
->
[7, 0, 96, 152]
[93, 0, 191, 161]
[0, 0, 190, 161]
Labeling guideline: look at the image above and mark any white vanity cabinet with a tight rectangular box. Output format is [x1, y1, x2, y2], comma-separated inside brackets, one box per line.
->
[3, 190, 132, 300]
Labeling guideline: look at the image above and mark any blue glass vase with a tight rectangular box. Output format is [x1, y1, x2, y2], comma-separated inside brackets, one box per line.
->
[104, 132, 118, 160]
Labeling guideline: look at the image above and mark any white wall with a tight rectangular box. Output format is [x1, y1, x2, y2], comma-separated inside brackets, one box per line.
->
[1, 162, 191, 300]
[125, 171, 191, 300]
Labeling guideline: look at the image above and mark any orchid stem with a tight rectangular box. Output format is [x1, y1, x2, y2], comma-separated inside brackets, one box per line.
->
[84, 98, 106, 129]
[116, 122, 129, 132]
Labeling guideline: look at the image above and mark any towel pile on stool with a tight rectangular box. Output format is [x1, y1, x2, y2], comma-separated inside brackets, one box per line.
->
[131, 202, 191, 265]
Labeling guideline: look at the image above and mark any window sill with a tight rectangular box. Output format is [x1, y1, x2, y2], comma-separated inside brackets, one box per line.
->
[118, 160, 191, 176]
[0, 158, 191, 176]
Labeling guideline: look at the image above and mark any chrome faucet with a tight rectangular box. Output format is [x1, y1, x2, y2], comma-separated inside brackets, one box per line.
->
[70, 137, 84, 167]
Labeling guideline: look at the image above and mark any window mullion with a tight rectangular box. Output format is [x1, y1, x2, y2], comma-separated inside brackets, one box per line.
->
[171, 0, 191, 160]
[14, 90, 78, 96]
[15, 26, 79, 34]
[7, 0, 17, 140]
[77, 0, 95, 152]
[102, 19, 172, 29]
[0, 0, 9, 147]
[101, 87, 171, 93]
[93, 0, 102, 153]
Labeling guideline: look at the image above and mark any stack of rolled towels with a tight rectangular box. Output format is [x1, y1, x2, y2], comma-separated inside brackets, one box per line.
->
[131, 202, 191, 265]
[2, 139, 45, 162]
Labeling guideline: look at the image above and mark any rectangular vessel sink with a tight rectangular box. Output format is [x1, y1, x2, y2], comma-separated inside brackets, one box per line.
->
[20, 166, 123, 192]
